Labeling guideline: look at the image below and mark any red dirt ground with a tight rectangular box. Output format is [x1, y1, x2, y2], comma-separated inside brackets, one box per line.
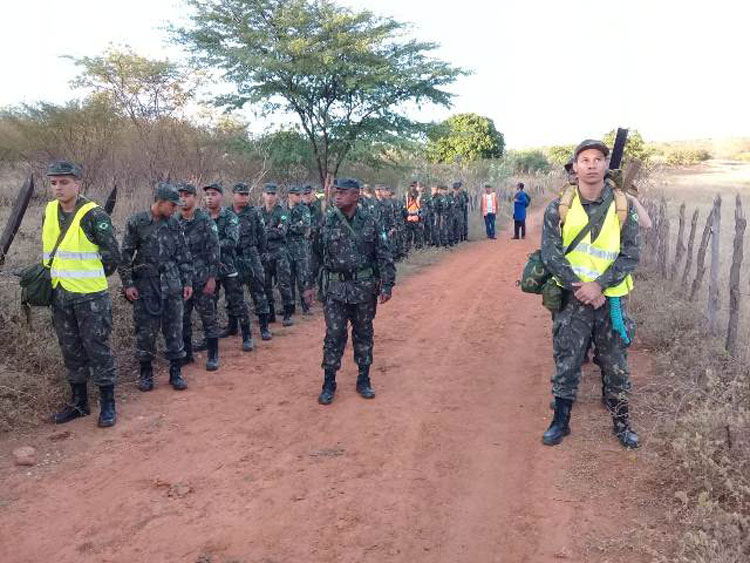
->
[0, 219, 660, 563]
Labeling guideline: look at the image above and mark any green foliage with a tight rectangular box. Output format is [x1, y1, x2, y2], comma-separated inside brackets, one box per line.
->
[425, 113, 504, 164]
[173, 0, 467, 184]
[509, 149, 550, 174]
[545, 144, 576, 166]
[663, 147, 712, 166]
[254, 128, 316, 183]
[68, 46, 199, 124]
[602, 128, 653, 164]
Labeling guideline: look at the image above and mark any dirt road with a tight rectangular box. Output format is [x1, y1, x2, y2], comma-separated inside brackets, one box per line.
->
[0, 226, 653, 563]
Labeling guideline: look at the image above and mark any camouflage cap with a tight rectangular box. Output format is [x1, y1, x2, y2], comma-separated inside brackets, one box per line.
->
[288, 185, 303, 194]
[574, 139, 609, 159]
[155, 182, 183, 205]
[263, 183, 278, 194]
[387, 186, 396, 194]
[452, 181, 462, 189]
[176, 182, 197, 195]
[564, 156, 575, 172]
[302, 184, 313, 194]
[334, 178, 360, 190]
[202, 182, 223, 194]
[47, 160, 82, 178]
[232, 182, 250, 194]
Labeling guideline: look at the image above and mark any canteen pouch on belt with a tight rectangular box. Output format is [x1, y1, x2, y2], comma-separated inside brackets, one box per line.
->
[541, 279, 564, 313]
[520, 249, 551, 294]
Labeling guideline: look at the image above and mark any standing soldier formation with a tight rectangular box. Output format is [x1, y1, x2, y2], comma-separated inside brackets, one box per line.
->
[38, 163, 472, 428]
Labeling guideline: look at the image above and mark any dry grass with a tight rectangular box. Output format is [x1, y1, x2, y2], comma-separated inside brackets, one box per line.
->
[629, 267, 750, 562]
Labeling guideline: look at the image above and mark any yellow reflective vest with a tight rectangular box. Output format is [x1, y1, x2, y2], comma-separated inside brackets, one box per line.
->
[42, 200, 108, 294]
[558, 191, 633, 297]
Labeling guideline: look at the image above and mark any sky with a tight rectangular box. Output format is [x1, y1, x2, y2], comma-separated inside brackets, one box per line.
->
[1, 0, 748, 148]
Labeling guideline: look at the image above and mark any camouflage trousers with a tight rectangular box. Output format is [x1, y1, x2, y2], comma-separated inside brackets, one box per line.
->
[183, 282, 220, 343]
[552, 294, 633, 402]
[405, 221, 422, 252]
[133, 288, 185, 362]
[51, 288, 116, 386]
[239, 248, 269, 316]
[217, 273, 250, 324]
[263, 246, 294, 308]
[322, 296, 377, 371]
[287, 237, 309, 306]
[463, 209, 469, 240]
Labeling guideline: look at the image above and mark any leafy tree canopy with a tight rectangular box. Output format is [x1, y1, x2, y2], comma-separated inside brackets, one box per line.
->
[172, 0, 468, 183]
[426, 113, 504, 164]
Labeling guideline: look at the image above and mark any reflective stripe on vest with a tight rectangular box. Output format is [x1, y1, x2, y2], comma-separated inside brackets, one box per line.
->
[557, 191, 633, 297]
[42, 200, 108, 294]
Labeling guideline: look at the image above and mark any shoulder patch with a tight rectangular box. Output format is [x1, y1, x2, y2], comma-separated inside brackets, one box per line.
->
[97, 220, 111, 231]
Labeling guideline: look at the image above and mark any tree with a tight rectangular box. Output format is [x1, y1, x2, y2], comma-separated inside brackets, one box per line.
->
[511, 149, 550, 174]
[173, 0, 467, 184]
[426, 113, 504, 164]
[602, 129, 653, 164]
[545, 144, 576, 167]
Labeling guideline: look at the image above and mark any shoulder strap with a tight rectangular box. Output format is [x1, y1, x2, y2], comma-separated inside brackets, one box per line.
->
[47, 202, 88, 267]
[333, 206, 359, 239]
[558, 185, 577, 224]
[564, 189, 614, 256]
[613, 189, 628, 229]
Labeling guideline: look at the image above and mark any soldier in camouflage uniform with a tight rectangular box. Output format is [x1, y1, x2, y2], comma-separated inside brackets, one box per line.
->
[231, 182, 273, 341]
[390, 187, 408, 259]
[43, 161, 120, 428]
[305, 178, 396, 405]
[419, 183, 433, 247]
[203, 183, 254, 352]
[260, 183, 296, 327]
[374, 185, 395, 253]
[450, 183, 462, 246]
[302, 184, 324, 304]
[359, 184, 378, 218]
[287, 185, 313, 314]
[453, 182, 469, 242]
[120, 183, 193, 392]
[541, 139, 641, 449]
[177, 183, 221, 371]
[434, 185, 451, 247]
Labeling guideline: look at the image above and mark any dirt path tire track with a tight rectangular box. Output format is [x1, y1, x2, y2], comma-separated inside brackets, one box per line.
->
[0, 221, 650, 563]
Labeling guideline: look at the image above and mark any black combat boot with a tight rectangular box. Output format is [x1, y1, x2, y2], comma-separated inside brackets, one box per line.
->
[137, 361, 154, 392]
[240, 323, 254, 352]
[607, 399, 640, 449]
[542, 397, 573, 446]
[356, 366, 376, 399]
[97, 385, 116, 428]
[282, 304, 295, 327]
[268, 303, 277, 324]
[259, 314, 273, 341]
[206, 337, 220, 371]
[53, 382, 90, 424]
[181, 336, 195, 366]
[318, 370, 337, 405]
[169, 360, 188, 390]
[301, 300, 312, 316]
[219, 316, 238, 338]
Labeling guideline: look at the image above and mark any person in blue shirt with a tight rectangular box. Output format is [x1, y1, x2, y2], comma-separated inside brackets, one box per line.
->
[512, 182, 531, 239]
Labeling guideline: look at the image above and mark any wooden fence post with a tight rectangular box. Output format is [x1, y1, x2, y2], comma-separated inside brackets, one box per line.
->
[690, 206, 714, 301]
[681, 209, 699, 290]
[726, 195, 746, 355]
[658, 199, 670, 278]
[707, 195, 722, 334]
[671, 203, 686, 280]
